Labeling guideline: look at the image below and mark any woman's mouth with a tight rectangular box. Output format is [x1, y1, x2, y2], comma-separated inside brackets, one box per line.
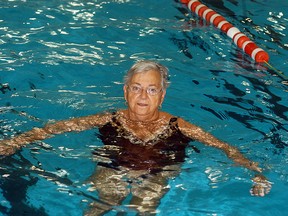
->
[137, 102, 148, 107]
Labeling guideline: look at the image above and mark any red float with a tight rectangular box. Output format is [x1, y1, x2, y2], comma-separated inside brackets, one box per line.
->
[195, 5, 208, 17]
[220, 23, 234, 33]
[189, 1, 201, 12]
[213, 16, 226, 26]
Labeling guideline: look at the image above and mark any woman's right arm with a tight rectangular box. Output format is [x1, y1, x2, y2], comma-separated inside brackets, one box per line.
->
[177, 117, 272, 196]
[0, 112, 112, 156]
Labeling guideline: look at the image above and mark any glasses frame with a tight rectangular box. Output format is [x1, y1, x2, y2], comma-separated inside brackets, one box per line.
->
[127, 84, 162, 96]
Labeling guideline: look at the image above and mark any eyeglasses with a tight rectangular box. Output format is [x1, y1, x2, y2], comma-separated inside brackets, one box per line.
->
[127, 85, 162, 96]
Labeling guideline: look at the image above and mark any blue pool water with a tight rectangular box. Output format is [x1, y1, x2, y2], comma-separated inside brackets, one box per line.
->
[0, 0, 287, 215]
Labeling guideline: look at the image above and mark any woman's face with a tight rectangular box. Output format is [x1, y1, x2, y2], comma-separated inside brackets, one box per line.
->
[124, 69, 166, 121]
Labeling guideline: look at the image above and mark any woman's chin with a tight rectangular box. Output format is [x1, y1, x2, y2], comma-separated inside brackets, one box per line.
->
[131, 109, 152, 119]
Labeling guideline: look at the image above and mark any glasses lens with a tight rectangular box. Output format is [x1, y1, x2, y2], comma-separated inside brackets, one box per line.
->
[130, 85, 141, 93]
[147, 87, 160, 95]
[128, 85, 161, 95]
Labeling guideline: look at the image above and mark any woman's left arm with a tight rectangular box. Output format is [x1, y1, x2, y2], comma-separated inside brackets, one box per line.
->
[177, 118, 272, 196]
[0, 112, 112, 156]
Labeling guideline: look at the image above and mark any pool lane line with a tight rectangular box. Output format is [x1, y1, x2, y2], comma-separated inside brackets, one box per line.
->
[180, 0, 288, 84]
[180, 0, 269, 63]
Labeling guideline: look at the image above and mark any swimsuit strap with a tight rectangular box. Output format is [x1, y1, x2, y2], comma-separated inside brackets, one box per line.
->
[169, 117, 180, 130]
[110, 112, 121, 127]
[169, 117, 200, 153]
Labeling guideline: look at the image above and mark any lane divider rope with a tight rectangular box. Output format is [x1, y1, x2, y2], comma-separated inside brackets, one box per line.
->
[180, 0, 288, 84]
[180, 0, 269, 63]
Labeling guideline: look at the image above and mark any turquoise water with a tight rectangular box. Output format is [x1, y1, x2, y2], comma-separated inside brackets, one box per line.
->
[0, 0, 287, 215]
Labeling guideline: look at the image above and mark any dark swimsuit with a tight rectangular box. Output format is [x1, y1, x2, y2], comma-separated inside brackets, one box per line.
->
[94, 114, 198, 173]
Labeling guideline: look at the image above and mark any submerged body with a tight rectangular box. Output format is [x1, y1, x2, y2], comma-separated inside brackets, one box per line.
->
[88, 111, 195, 215]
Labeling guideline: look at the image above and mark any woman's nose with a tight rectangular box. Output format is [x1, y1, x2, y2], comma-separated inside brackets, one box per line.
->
[140, 88, 148, 98]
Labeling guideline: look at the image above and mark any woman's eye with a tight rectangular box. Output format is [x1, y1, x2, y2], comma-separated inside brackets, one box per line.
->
[131, 86, 141, 92]
[148, 88, 157, 94]
[147, 88, 159, 95]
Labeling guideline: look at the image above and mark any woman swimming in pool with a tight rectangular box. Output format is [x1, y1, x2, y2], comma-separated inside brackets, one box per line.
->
[0, 60, 271, 214]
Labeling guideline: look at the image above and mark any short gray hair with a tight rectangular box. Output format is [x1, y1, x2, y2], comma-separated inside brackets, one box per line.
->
[124, 60, 170, 90]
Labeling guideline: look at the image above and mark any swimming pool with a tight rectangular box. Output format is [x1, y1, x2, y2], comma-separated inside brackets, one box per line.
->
[0, 0, 287, 215]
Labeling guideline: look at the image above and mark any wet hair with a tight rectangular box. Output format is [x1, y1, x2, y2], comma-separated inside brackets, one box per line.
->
[124, 60, 170, 90]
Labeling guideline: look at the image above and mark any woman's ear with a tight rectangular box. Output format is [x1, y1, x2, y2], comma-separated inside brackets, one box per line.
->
[161, 90, 166, 102]
[123, 85, 128, 101]
[160, 90, 166, 104]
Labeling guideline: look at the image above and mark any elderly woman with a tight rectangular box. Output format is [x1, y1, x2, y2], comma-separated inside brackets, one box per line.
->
[0, 60, 271, 214]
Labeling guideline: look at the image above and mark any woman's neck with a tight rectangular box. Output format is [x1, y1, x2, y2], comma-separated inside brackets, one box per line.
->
[123, 109, 160, 123]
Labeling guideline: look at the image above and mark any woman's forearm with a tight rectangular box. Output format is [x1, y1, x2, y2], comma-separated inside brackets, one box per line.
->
[222, 144, 262, 173]
[178, 119, 262, 173]
[0, 113, 112, 156]
[4, 127, 51, 148]
[195, 130, 262, 173]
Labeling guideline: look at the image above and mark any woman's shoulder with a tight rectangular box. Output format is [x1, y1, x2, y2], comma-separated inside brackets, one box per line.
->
[85, 111, 115, 126]
[159, 113, 197, 129]
[159, 111, 177, 122]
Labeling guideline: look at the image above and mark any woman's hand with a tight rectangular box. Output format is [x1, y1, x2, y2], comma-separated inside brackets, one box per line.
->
[250, 174, 272, 197]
